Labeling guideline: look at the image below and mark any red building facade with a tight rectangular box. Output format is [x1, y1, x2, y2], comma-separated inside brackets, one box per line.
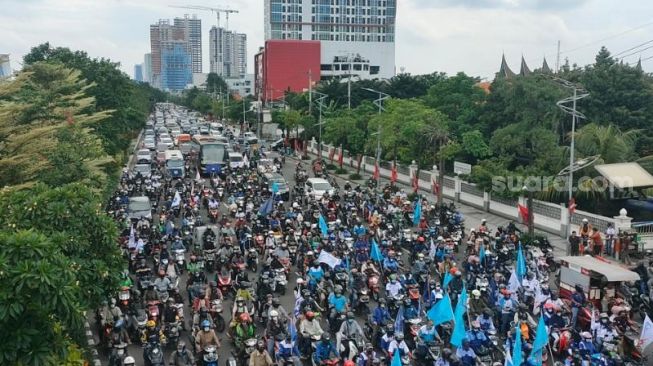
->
[255, 40, 320, 102]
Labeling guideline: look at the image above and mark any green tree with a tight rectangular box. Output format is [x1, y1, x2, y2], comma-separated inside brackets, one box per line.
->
[0, 183, 124, 309]
[0, 62, 112, 187]
[0, 230, 84, 365]
[323, 102, 374, 155]
[206, 72, 228, 94]
[461, 130, 491, 162]
[573, 122, 639, 164]
[275, 109, 302, 137]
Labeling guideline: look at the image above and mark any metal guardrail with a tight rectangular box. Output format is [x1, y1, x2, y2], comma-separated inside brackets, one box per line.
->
[444, 177, 455, 189]
[461, 182, 483, 197]
[571, 211, 612, 232]
[533, 200, 562, 219]
[492, 195, 517, 207]
[419, 171, 431, 181]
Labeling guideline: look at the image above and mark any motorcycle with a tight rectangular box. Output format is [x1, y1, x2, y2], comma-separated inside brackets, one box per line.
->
[356, 288, 371, 316]
[274, 268, 288, 295]
[210, 299, 226, 332]
[202, 344, 219, 366]
[147, 300, 161, 322]
[144, 341, 165, 366]
[208, 208, 220, 224]
[367, 273, 381, 301]
[108, 342, 129, 366]
[164, 320, 181, 348]
[246, 248, 258, 272]
[204, 249, 217, 272]
[173, 249, 185, 273]
[217, 269, 233, 299]
[118, 286, 131, 311]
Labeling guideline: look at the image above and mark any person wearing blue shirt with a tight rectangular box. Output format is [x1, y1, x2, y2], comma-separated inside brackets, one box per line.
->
[578, 332, 596, 358]
[328, 286, 348, 315]
[570, 285, 586, 328]
[466, 321, 489, 353]
[456, 340, 480, 366]
[402, 298, 419, 321]
[354, 223, 366, 237]
[372, 300, 391, 325]
[417, 319, 441, 343]
[307, 261, 324, 290]
[476, 309, 496, 332]
[313, 333, 338, 364]
[383, 251, 399, 274]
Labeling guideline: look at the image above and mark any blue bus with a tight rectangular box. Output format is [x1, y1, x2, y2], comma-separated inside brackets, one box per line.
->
[191, 136, 227, 176]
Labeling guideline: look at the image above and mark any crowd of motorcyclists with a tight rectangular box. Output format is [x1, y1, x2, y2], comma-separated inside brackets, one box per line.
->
[97, 104, 651, 366]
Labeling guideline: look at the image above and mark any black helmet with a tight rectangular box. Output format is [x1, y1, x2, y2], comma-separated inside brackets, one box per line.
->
[272, 297, 281, 306]
[322, 333, 330, 342]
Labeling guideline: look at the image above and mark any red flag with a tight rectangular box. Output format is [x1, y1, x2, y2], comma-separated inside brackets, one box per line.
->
[338, 146, 344, 168]
[391, 162, 398, 184]
[328, 147, 336, 162]
[518, 204, 530, 224]
[373, 163, 380, 180]
[412, 171, 419, 192]
[432, 178, 440, 194]
[568, 197, 577, 215]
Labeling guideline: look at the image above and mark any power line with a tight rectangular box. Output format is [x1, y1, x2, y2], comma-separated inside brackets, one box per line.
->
[614, 39, 653, 57]
[619, 44, 653, 59]
[560, 20, 653, 55]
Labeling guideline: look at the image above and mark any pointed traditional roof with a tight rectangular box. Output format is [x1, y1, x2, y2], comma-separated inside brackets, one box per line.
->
[636, 57, 643, 71]
[519, 56, 531, 76]
[498, 54, 515, 78]
[541, 57, 552, 74]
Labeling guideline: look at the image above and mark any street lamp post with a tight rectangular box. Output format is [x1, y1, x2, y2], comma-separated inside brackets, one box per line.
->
[362, 88, 390, 197]
[554, 77, 589, 238]
[313, 91, 328, 160]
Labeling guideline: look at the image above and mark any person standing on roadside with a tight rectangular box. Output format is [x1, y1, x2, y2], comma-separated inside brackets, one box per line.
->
[591, 227, 603, 256]
[568, 231, 580, 256]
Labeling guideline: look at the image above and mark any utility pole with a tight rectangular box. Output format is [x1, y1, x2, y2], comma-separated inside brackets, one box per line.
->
[348, 57, 352, 110]
[308, 69, 313, 115]
[556, 40, 561, 74]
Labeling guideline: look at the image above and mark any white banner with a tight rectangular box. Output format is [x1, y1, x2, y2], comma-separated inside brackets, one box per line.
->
[640, 315, 653, 350]
[317, 251, 342, 269]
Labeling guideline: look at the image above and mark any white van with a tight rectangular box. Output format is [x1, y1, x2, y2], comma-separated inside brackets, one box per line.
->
[304, 178, 334, 200]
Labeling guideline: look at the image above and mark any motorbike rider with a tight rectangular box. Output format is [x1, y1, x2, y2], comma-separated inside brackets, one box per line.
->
[307, 260, 325, 290]
[456, 339, 481, 366]
[417, 318, 442, 343]
[195, 319, 221, 354]
[593, 313, 619, 351]
[521, 272, 538, 306]
[328, 285, 349, 320]
[299, 311, 324, 355]
[277, 333, 299, 362]
[168, 340, 195, 366]
[372, 299, 392, 326]
[163, 297, 179, 325]
[476, 308, 496, 332]
[385, 274, 403, 298]
[570, 285, 586, 328]
[269, 297, 289, 322]
[249, 340, 274, 366]
[100, 298, 124, 328]
[143, 319, 165, 344]
[577, 331, 597, 358]
[387, 332, 410, 359]
[336, 311, 366, 357]
[109, 318, 131, 346]
[234, 312, 256, 346]
[265, 309, 288, 356]
[466, 321, 489, 354]
[435, 348, 454, 366]
[383, 251, 399, 275]
[497, 289, 517, 334]
[357, 343, 378, 366]
[313, 333, 339, 365]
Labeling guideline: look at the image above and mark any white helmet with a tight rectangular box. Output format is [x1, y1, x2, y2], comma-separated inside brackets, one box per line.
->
[270, 309, 279, 318]
[471, 289, 481, 299]
[123, 356, 136, 365]
[582, 218, 588, 223]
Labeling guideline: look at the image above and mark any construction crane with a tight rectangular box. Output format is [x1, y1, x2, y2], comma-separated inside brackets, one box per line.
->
[169, 5, 239, 30]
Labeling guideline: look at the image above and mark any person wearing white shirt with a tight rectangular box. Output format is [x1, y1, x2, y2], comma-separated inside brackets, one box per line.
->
[387, 332, 410, 358]
[605, 224, 616, 256]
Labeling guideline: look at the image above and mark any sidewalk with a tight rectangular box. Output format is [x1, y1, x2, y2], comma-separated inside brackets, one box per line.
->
[296, 152, 569, 257]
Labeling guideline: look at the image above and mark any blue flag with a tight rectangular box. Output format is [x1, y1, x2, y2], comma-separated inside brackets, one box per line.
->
[288, 315, 301, 356]
[258, 196, 274, 216]
[413, 200, 422, 226]
[427, 293, 454, 326]
[271, 182, 279, 194]
[479, 244, 486, 263]
[442, 272, 453, 289]
[318, 214, 328, 237]
[391, 349, 402, 366]
[512, 322, 523, 366]
[516, 244, 527, 280]
[370, 239, 384, 262]
[394, 304, 405, 333]
[530, 314, 548, 365]
[450, 284, 468, 347]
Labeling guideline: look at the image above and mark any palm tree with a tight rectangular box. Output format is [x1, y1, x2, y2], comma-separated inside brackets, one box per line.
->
[572, 123, 639, 164]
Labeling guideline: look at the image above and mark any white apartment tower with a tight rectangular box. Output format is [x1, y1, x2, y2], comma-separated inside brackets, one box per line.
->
[209, 26, 247, 79]
[263, 0, 396, 80]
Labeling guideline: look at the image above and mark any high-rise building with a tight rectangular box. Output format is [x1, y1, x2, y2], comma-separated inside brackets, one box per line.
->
[161, 41, 193, 91]
[263, 0, 396, 80]
[143, 53, 152, 83]
[150, 18, 198, 90]
[174, 15, 202, 73]
[0, 54, 10, 78]
[209, 26, 247, 79]
[134, 64, 143, 82]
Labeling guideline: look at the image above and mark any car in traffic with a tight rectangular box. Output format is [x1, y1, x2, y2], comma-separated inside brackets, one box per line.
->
[304, 177, 334, 200]
[159, 137, 174, 149]
[143, 137, 156, 150]
[228, 152, 245, 169]
[263, 172, 290, 201]
[136, 149, 152, 164]
[257, 158, 276, 174]
[127, 196, 152, 221]
[133, 163, 152, 178]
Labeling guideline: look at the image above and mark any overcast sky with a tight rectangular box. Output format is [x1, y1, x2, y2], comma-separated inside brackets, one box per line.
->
[1, 0, 652, 80]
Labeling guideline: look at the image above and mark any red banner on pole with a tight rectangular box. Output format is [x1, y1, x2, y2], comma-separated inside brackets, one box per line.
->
[338, 146, 344, 168]
[518, 204, 530, 224]
[412, 171, 419, 192]
[391, 162, 398, 184]
[432, 178, 440, 194]
[568, 197, 577, 215]
[373, 163, 380, 180]
[328, 147, 335, 162]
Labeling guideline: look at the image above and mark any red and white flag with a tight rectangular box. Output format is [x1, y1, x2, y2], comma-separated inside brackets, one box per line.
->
[432, 178, 440, 195]
[518, 204, 530, 224]
[328, 147, 335, 162]
[373, 163, 380, 180]
[391, 162, 398, 184]
[568, 197, 577, 215]
[412, 171, 419, 192]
